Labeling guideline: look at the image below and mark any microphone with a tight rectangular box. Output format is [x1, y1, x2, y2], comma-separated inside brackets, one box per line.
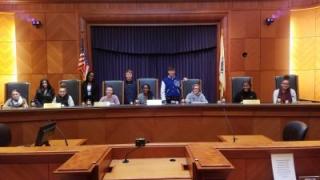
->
[48, 120, 68, 146]
[123, 138, 148, 163]
[122, 146, 141, 163]
[221, 105, 236, 143]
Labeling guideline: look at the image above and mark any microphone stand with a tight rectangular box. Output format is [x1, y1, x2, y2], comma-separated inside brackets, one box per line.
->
[222, 105, 236, 143]
[48, 120, 68, 146]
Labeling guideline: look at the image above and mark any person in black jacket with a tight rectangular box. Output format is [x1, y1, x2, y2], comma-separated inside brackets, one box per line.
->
[32, 79, 55, 107]
[124, 69, 137, 104]
[233, 80, 257, 103]
[81, 71, 98, 105]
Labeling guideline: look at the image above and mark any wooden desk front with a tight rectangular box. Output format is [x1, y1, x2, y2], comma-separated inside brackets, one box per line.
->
[1, 104, 320, 145]
[1, 142, 320, 180]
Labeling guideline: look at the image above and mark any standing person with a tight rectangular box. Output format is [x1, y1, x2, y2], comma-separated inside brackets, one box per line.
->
[52, 86, 75, 107]
[185, 84, 208, 104]
[161, 66, 184, 104]
[33, 79, 55, 107]
[100, 86, 120, 105]
[233, 80, 257, 103]
[124, 69, 137, 104]
[273, 75, 297, 104]
[137, 84, 154, 104]
[81, 71, 98, 105]
[3, 89, 28, 108]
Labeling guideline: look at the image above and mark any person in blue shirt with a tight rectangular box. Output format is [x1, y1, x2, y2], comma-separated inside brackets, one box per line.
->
[161, 66, 183, 104]
[124, 69, 137, 104]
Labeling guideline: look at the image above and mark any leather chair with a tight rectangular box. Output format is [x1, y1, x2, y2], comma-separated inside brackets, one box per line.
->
[0, 123, 11, 147]
[102, 80, 124, 104]
[275, 75, 299, 99]
[231, 76, 252, 102]
[283, 121, 308, 141]
[181, 79, 202, 99]
[5, 82, 30, 103]
[59, 80, 81, 106]
[137, 78, 159, 99]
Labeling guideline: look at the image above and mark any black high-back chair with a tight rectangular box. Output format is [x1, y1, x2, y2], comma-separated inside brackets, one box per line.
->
[231, 76, 252, 102]
[102, 81, 124, 104]
[275, 75, 299, 99]
[137, 78, 159, 99]
[5, 82, 30, 103]
[59, 80, 81, 106]
[283, 121, 308, 141]
[181, 79, 202, 99]
[0, 123, 11, 147]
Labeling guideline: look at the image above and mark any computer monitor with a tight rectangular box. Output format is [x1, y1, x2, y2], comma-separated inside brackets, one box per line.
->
[34, 122, 56, 146]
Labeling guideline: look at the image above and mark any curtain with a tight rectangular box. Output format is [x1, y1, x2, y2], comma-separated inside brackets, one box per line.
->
[91, 25, 217, 102]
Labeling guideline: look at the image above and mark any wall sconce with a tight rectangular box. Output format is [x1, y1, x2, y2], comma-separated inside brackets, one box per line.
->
[31, 18, 42, 28]
[265, 17, 275, 26]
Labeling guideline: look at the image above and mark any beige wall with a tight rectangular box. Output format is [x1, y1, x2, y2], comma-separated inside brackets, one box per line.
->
[0, 13, 16, 104]
[290, 6, 320, 101]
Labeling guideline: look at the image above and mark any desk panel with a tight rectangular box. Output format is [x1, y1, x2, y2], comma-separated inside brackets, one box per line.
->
[1, 104, 320, 145]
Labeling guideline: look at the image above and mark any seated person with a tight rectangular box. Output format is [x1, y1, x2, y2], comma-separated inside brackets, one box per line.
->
[273, 75, 297, 104]
[233, 80, 257, 103]
[137, 84, 154, 104]
[99, 86, 120, 105]
[185, 84, 208, 104]
[52, 86, 75, 107]
[3, 89, 28, 108]
[32, 79, 55, 107]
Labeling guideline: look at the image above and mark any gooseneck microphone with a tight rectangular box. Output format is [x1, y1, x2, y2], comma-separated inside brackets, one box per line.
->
[122, 146, 141, 163]
[123, 138, 148, 163]
[222, 105, 236, 143]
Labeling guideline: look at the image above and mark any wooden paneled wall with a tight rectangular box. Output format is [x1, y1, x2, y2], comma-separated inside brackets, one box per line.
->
[0, 0, 319, 103]
[290, 6, 320, 101]
[14, 12, 80, 103]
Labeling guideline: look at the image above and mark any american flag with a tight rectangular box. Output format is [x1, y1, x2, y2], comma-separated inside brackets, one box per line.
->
[78, 40, 89, 80]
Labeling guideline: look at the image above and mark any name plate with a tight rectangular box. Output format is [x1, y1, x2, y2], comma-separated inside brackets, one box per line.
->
[146, 100, 162, 106]
[43, 103, 61, 109]
[271, 153, 296, 180]
[242, 99, 261, 104]
[94, 102, 111, 107]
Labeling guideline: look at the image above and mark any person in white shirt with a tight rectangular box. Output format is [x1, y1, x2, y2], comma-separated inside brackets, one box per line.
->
[273, 75, 297, 104]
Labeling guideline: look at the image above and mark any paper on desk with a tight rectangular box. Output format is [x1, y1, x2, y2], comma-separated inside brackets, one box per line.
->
[271, 153, 296, 180]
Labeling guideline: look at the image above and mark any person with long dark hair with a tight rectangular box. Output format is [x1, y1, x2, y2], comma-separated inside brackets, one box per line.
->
[33, 79, 55, 107]
[233, 80, 257, 103]
[137, 84, 154, 104]
[81, 71, 98, 105]
[273, 75, 297, 104]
